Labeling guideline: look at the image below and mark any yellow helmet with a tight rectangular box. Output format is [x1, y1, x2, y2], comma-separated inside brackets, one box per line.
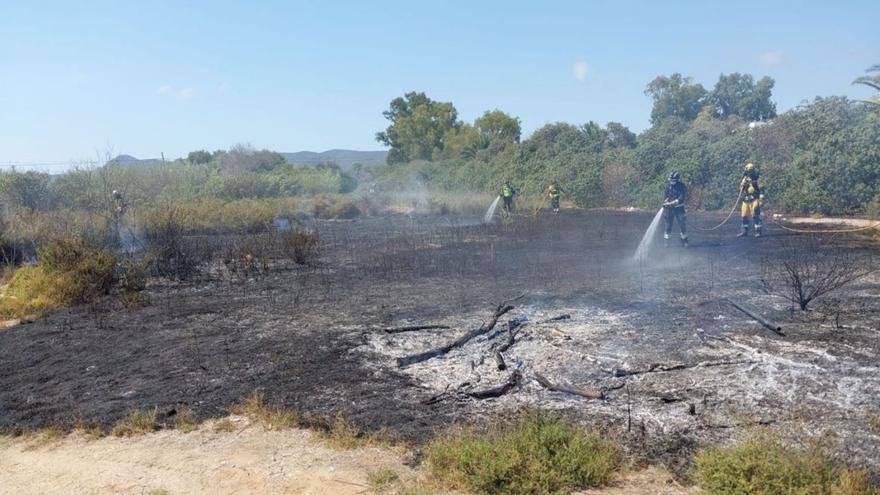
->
[744, 163, 755, 171]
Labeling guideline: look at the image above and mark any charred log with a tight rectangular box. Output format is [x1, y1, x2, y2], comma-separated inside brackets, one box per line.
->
[468, 371, 522, 399]
[533, 372, 603, 399]
[383, 324, 450, 334]
[397, 304, 515, 368]
[728, 299, 784, 336]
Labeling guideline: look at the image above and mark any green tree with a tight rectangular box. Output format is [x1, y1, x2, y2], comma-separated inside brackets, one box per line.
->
[375, 92, 460, 164]
[708, 73, 777, 121]
[0, 170, 53, 211]
[187, 150, 212, 165]
[605, 122, 637, 148]
[644, 74, 708, 124]
[853, 64, 880, 106]
[474, 109, 521, 143]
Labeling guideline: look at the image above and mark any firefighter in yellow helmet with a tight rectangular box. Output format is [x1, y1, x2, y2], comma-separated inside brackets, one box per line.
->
[737, 163, 764, 237]
[546, 179, 564, 214]
[500, 180, 516, 216]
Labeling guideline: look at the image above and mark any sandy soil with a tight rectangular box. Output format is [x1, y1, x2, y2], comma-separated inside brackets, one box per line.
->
[0, 419, 696, 495]
[0, 417, 412, 495]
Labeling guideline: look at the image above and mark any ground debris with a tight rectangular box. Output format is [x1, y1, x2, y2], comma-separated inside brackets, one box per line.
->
[533, 372, 604, 399]
[396, 299, 518, 368]
[382, 324, 450, 334]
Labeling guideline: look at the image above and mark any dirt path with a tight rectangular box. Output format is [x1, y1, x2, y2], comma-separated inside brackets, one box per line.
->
[0, 418, 696, 495]
[0, 417, 411, 495]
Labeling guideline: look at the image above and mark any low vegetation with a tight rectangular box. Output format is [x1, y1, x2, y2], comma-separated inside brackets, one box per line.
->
[424, 411, 622, 495]
[111, 408, 157, 437]
[0, 238, 115, 319]
[229, 392, 300, 431]
[367, 468, 400, 493]
[173, 408, 197, 433]
[694, 431, 877, 495]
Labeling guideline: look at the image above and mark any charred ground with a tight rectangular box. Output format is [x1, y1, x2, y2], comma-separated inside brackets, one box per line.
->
[1, 210, 878, 472]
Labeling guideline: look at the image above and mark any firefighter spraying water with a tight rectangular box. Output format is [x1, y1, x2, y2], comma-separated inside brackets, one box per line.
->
[662, 171, 688, 247]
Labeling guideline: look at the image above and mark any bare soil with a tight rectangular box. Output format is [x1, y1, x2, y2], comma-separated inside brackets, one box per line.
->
[0, 421, 691, 495]
[1, 210, 878, 475]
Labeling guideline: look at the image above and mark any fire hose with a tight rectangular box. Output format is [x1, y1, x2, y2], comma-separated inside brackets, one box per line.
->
[696, 189, 744, 231]
[697, 188, 880, 234]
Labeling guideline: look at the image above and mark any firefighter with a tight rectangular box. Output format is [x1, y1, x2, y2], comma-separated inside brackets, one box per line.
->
[546, 179, 563, 214]
[662, 171, 688, 246]
[111, 190, 126, 218]
[737, 163, 764, 237]
[500, 180, 516, 215]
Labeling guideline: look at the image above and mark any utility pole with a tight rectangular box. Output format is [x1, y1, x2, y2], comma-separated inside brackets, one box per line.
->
[161, 152, 166, 165]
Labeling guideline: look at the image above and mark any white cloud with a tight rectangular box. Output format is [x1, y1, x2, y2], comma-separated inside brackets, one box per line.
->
[573, 61, 588, 81]
[759, 50, 785, 67]
[178, 87, 195, 100]
[157, 84, 196, 100]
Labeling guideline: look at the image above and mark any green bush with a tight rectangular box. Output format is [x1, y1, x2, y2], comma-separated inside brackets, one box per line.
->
[0, 238, 116, 318]
[425, 411, 622, 495]
[694, 432, 877, 495]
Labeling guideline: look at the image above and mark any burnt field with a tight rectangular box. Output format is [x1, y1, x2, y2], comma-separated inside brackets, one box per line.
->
[1, 209, 879, 470]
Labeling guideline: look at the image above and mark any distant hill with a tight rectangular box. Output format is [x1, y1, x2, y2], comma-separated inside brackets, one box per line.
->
[281, 149, 387, 169]
[105, 155, 164, 167]
[106, 149, 388, 170]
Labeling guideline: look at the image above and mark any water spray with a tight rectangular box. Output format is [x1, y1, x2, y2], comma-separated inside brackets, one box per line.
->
[483, 195, 501, 224]
[632, 208, 665, 261]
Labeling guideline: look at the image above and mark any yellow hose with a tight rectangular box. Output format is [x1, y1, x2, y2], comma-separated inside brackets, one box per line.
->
[768, 213, 880, 234]
[696, 187, 879, 234]
[696, 189, 744, 231]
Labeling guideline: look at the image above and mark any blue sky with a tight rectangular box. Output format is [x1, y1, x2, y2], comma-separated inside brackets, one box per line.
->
[1, 0, 877, 168]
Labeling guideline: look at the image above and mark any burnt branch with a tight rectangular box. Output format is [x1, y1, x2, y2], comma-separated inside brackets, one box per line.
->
[397, 304, 515, 368]
[761, 236, 877, 311]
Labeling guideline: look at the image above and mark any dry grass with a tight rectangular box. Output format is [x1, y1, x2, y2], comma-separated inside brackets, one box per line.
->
[367, 468, 401, 493]
[212, 418, 237, 433]
[0, 238, 115, 319]
[317, 414, 396, 451]
[229, 392, 300, 431]
[174, 408, 197, 433]
[867, 412, 880, 435]
[22, 426, 65, 448]
[72, 419, 104, 441]
[111, 408, 157, 437]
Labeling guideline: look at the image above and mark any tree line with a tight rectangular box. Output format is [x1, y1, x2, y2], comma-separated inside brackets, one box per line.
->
[373, 68, 880, 216]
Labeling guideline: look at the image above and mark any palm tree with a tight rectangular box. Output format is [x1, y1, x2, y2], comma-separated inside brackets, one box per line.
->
[853, 64, 880, 106]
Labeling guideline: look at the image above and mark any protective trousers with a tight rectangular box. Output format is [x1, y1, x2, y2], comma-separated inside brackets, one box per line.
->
[741, 199, 762, 234]
[664, 206, 688, 240]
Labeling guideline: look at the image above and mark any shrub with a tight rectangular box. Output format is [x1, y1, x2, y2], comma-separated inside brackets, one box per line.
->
[311, 194, 361, 219]
[0, 238, 115, 318]
[281, 227, 319, 265]
[425, 411, 622, 495]
[117, 257, 149, 307]
[142, 207, 200, 279]
[694, 432, 877, 495]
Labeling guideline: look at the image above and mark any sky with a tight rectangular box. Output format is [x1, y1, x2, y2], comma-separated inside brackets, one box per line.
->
[1, 0, 877, 169]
